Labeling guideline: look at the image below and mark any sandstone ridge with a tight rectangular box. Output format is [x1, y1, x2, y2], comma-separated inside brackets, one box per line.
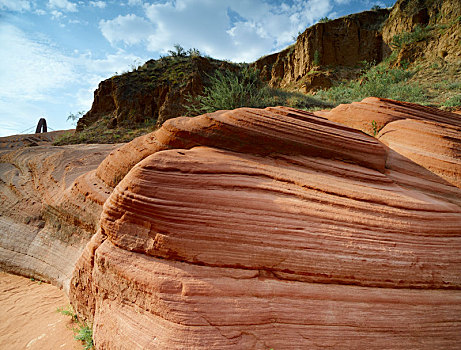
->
[0, 136, 118, 291]
[68, 100, 461, 349]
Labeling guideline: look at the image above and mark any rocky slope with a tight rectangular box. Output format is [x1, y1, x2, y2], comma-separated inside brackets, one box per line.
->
[254, 0, 460, 92]
[382, 0, 461, 62]
[65, 100, 461, 349]
[76, 56, 237, 132]
[253, 9, 390, 90]
[75, 0, 460, 136]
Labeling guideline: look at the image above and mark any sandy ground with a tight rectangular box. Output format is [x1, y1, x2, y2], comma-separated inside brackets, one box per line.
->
[0, 272, 81, 350]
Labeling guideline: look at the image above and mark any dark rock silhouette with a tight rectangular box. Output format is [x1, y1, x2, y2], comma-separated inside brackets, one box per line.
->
[35, 118, 47, 133]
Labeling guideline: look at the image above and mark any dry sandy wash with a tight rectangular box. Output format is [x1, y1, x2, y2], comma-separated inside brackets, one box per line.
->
[1, 98, 460, 349]
[0, 272, 79, 350]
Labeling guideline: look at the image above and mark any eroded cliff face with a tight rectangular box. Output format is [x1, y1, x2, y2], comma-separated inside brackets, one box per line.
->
[253, 9, 390, 89]
[68, 100, 461, 349]
[76, 56, 236, 132]
[382, 0, 461, 62]
[254, 0, 460, 91]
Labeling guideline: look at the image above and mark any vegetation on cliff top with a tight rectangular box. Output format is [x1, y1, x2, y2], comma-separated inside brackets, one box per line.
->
[56, 0, 460, 146]
[54, 48, 330, 145]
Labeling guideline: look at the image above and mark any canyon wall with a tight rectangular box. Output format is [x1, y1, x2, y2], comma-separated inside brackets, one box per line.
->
[0, 135, 118, 292]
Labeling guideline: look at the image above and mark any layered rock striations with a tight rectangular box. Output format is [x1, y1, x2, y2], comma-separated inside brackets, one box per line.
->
[70, 102, 461, 349]
[0, 137, 118, 291]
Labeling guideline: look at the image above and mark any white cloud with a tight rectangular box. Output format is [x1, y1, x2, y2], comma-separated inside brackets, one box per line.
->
[0, 22, 148, 136]
[127, 0, 142, 5]
[140, 0, 333, 62]
[0, 0, 31, 11]
[90, 1, 106, 9]
[0, 24, 76, 101]
[99, 14, 154, 45]
[51, 10, 64, 19]
[0, 23, 78, 135]
[48, 0, 77, 12]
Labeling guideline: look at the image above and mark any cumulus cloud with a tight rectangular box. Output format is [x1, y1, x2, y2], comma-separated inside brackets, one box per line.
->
[99, 14, 154, 45]
[99, 0, 333, 62]
[90, 1, 106, 9]
[0, 23, 78, 135]
[48, 0, 77, 12]
[0, 0, 31, 11]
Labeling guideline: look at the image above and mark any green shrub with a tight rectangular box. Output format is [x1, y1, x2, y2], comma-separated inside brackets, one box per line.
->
[185, 66, 270, 114]
[313, 50, 321, 66]
[75, 325, 94, 350]
[316, 64, 426, 105]
[185, 67, 330, 115]
[318, 17, 331, 23]
[390, 25, 433, 50]
[57, 305, 94, 350]
[442, 95, 461, 107]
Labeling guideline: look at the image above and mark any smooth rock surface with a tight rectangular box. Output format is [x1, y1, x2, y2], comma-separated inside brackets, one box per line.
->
[70, 104, 461, 349]
[0, 141, 119, 291]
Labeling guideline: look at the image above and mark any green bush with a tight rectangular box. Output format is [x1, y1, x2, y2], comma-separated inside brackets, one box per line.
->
[185, 67, 329, 115]
[185, 66, 270, 114]
[75, 325, 94, 350]
[390, 25, 433, 50]
[316, 63, 426, 105]
[442, 94, 461, 108]
[318, 17, 331, 23]
[57, 305, 94, 349]
[313, 50, 321, 66]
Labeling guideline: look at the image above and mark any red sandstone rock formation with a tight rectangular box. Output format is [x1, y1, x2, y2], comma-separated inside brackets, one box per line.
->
[0, 138, 118, 291]
[69, 101, 461, 349]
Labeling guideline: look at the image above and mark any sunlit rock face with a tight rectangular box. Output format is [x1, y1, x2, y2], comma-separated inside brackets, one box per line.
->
[70, 103, 461, 349]
[0, 138, 118, 291]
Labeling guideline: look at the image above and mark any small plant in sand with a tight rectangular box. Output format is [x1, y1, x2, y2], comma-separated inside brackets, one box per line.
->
[57, 305, 94, 349]
[371, 120, 378, 136]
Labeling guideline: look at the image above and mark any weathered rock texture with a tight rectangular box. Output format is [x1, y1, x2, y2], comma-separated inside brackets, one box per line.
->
[76, 56, 236, 131]
[70, 101, 461, 349]
[254, 0, 460, 90]
[382, 0, 461, 62]
[253, 9, 390, 88]
[0, 135, 118, 291]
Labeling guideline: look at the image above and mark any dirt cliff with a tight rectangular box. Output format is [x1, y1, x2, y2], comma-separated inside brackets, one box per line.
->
[253, 9, 390, 89]
[254, 0, 460, 92]
[382, 0, 461, 64]
[76, 56, 237, 132]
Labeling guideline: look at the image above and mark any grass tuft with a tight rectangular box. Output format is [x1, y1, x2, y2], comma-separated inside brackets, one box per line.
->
[57, 305, 94, 350]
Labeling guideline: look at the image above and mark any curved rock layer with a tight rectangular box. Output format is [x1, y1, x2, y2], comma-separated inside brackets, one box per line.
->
[71, 103, 461, 349]
[317, 97, 461, 200]
[0, 142, 118, 291]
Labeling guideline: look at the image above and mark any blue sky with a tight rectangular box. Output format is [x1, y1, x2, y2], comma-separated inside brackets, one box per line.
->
[0, 0, 394, 136]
